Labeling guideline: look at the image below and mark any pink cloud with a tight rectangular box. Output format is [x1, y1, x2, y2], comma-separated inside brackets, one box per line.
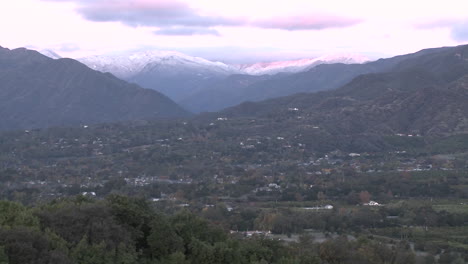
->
[252, 15, 362, 30]
[42, 0, 360, 35]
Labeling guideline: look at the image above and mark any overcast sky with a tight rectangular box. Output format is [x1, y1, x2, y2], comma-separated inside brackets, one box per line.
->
[1, 0, 468, 63]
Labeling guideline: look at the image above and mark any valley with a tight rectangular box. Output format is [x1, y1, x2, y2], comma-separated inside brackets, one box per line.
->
[1, 43, 468, 263]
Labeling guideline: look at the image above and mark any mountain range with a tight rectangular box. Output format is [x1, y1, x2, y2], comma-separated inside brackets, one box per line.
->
[216, 45, 468, 143]
[74, 51, 368, 111]
[4, 43, 468, 142]
[235, 53, 369, 75]
[0, 46, 188, 130]
[179, 47, 454, 113]
[72, 48, 463, 114]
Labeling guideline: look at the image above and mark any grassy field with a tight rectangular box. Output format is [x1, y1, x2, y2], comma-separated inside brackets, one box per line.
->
[432, 203, 468, 214]
[371, 226, 468, 252]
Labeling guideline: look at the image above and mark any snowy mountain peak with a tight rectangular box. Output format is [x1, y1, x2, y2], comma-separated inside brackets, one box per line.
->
[78, 50, 370, 79]
[79, 50, 240, 79]
[237, 53, 370, 75]
[316, 53, 369, 64]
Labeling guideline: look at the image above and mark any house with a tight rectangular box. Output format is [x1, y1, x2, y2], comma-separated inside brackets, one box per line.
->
[364, 201, 381, 206]
[303, 205, 334, 210]
[268, 183, 280, 189]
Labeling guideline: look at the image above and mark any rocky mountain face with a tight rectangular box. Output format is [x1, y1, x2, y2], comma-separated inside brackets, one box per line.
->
[0, 46, 189, 131]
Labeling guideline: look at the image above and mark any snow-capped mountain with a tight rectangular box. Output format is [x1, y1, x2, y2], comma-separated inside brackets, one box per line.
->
[237, 53, 369, 75]
[39, 50, 62, 59]
[32, 47, 373, 113]
[76, 50, 370, 103]
[77, 51, 243, 102]
[78, 51, 369, 79]
[79, 50, 240, 79]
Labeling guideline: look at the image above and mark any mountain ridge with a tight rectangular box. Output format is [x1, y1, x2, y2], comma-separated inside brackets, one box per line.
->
[235, 53, 369, 75]
[214, 44, 468, 139]
[0, 46, 189, 131]
[75, 50, 370, 104]
[182, 45, 463, 113]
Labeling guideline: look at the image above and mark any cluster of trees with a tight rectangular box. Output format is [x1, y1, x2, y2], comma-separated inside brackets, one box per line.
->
[0, 195, 444, 264]
[207, 204, 467, 235]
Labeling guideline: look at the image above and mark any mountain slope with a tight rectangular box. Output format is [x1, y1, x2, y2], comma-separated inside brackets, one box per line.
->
[0, 46, 189, 130]
[216, 44, 468, 139]
[181, 47, 457, 113]
[39, 49, 62, 59]
[79, 51, 240, 101]
[78, 51, 370, 109]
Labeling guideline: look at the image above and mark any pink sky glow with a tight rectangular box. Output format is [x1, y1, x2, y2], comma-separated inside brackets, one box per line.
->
[1, 0, 468, 63]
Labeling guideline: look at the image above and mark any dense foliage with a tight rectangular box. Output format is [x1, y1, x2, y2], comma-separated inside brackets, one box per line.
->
[0, 196, 443, 264]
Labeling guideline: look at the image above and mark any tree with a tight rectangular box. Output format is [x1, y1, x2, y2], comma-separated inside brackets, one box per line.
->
[187, 239, 214, 264]
[0, 228, 63, 264]
[147, 216, 184, 260]
[359, 191, 371, 204]
[106, 195, 154, 251]
[317, 191, 327, 201]
[0, 246, 8, 264]
[71, 236, 111, 264]
[0, 201, 39, 229]
[319, 237, 349, 264]
[160, 252, 187, 264]
[171, 211, 226, 245]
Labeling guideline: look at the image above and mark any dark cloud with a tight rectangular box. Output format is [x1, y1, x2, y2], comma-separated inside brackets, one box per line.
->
[53, 0, 243, 28]
[252, 15, 362, 30]
[42, 0, 361, 32]
[154, 27, 220, 36]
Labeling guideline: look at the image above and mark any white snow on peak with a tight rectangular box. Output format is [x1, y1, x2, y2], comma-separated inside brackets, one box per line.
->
[78, 50, 370, 78]
[236, 53, 370, 75]
[39, 50, 62, 60]
[79, 50, 240, 79]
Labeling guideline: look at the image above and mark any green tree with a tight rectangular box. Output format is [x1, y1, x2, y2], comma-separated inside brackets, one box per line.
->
[160, 252, 187, 264]
[147, 215, 184, 260]
[319, 237, 349, 264]
[71, 236, 111, 264]
[171, 211, 226, 245]
[0, 201, 39, 229]
[0, 246, 8, 264]
[106, 195, 154, 251]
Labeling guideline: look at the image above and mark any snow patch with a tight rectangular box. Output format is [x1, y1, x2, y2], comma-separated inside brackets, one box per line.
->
[79, 50, 241, 79]
[236, 53, 369, 75]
